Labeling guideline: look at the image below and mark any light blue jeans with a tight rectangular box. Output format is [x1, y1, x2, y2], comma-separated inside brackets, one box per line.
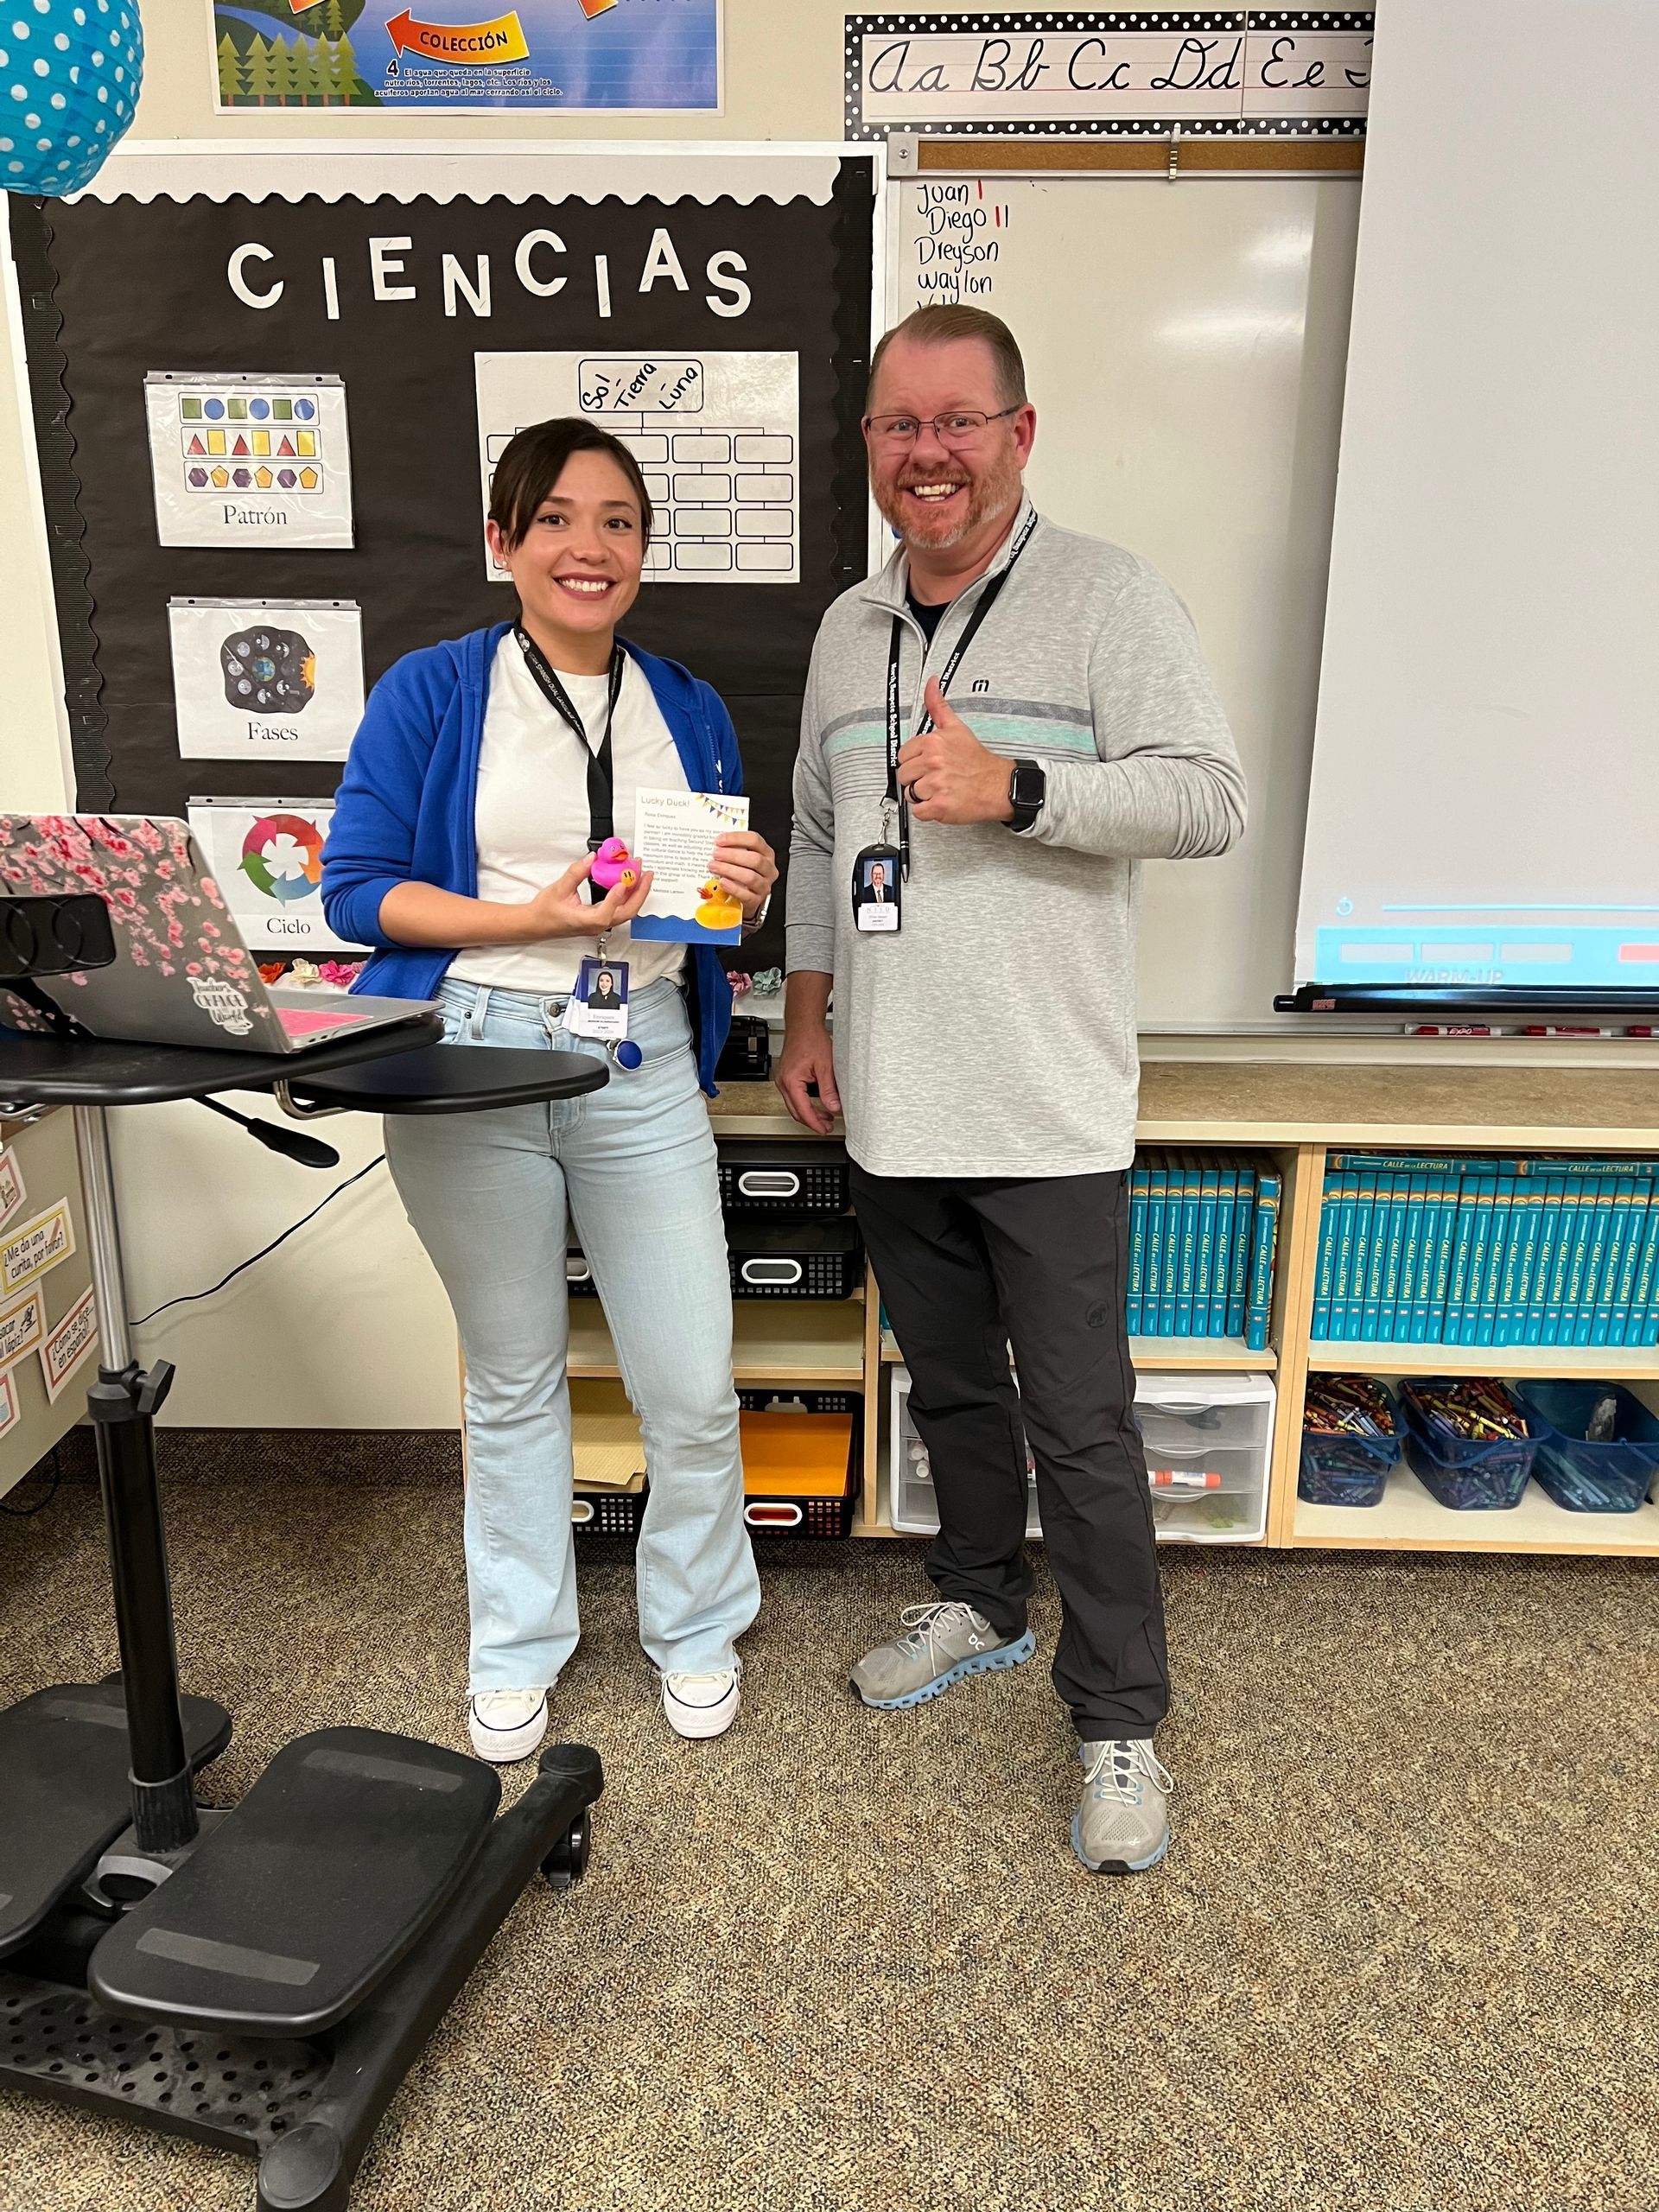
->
[385, 974, 760, 1692]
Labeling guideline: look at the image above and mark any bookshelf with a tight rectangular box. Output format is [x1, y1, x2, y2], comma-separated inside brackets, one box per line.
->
[711, 1065, 1659, 1556]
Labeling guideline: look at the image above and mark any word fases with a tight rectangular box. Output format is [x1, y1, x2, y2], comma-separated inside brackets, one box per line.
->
[226, 225, 752, 325]
[848, 10, 1374, 138]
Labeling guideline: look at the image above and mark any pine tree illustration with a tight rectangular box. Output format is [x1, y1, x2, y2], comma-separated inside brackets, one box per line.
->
[216, 30, 246, 105]
[272, 35, 306, 104]
[242, 34, 277, 106]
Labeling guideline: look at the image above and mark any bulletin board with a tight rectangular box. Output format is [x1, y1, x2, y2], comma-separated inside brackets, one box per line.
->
[9, 143, 879, 974]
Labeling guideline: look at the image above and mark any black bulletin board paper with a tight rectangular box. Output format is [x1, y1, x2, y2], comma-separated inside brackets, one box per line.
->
[10, 158, 877, 973]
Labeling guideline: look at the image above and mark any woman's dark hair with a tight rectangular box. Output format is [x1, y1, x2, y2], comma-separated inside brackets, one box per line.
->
[487, 416, 654, 551]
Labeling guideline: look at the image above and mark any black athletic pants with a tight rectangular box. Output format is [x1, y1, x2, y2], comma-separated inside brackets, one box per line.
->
[852, 1165, 1169, 1741]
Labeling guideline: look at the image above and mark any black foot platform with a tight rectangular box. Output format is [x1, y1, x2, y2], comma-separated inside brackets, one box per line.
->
[90, 1727, 501, 2036]
[0, 1681, 232, 1959]
[0, 1743, 602, 2212]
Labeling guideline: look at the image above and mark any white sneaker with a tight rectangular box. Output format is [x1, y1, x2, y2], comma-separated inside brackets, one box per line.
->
[467, 1688, 549, 1764]
[661, 1662, 741, 1741]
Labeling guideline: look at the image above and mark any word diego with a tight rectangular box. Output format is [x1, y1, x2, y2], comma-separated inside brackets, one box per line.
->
[226, 226, 753, 324]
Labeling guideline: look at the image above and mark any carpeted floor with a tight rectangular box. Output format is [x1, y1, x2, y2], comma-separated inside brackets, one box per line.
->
[2, 1434, 1656, 2212]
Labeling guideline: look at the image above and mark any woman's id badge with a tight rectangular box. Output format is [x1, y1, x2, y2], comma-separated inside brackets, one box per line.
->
[852, 845, 902, 934]
[564, 957, 629, 1039]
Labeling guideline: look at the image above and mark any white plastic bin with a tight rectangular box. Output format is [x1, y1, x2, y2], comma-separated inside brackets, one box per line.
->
[889, 1366, 1274, 1545]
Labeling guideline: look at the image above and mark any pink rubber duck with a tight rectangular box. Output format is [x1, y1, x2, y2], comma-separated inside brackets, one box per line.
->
[590, 836, 639, 893]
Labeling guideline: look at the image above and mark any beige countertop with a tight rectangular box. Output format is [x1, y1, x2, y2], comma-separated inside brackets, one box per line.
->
[709, 1064, 1659, 1147]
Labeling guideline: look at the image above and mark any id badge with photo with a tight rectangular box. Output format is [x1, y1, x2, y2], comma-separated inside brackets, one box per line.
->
[852, 844, 902, 934]
[564, 956, 630, 1039]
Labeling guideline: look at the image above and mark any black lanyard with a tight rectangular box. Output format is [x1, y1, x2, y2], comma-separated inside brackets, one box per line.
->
[885, 505, 1039, 880]
[515, 626, 626, 853]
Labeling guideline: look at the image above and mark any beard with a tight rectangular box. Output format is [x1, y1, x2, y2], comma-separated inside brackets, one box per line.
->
[874, 442, 1025, 550]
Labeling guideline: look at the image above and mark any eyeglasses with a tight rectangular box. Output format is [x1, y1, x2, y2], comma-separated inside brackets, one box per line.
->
[861, 407, 1021, 449]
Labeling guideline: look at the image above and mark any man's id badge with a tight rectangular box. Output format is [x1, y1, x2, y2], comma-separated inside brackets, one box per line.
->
[564, 957, 630, 1039]
[852, 845, 902, 934]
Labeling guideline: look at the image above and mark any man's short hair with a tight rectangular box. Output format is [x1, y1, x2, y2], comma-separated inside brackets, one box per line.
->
[867, 305, 1028, 411]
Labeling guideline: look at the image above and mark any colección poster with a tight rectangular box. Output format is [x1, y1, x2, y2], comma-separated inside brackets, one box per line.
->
[211, 0, 720, 113]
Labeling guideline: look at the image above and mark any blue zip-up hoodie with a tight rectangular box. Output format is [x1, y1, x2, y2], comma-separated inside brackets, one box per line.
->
[321, 621, 737, 1093]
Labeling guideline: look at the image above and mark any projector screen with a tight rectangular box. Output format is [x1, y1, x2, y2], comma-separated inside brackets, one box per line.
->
[1294, 0, 1659, 1001]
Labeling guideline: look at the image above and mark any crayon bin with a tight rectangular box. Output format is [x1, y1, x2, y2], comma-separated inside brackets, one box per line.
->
[1516, 1381, 1659, 1513]
[1399, 1379, 1543, 1510]
[1299, 1383, 1402, 1508]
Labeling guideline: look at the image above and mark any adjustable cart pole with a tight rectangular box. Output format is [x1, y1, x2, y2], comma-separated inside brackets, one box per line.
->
[73, 1103, 197, 1853]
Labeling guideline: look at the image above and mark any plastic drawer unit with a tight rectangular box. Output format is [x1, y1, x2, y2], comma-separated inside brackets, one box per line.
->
[890, 1367, 1274, 1544]
[716, 1138, 851, 1216]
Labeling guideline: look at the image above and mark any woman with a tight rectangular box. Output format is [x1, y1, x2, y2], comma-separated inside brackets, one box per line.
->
[322, 418, 778, 1758]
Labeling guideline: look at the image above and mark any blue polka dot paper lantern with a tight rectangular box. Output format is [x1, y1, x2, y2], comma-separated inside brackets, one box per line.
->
[0, 0, 143, 198]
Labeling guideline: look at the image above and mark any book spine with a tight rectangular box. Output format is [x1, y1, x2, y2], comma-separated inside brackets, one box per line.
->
[1360, 1173, 1394, 1342]
[1310, 1172, 1339, 1341]
[1542, 1182, 1580, 1344]
[1524, 1177, 1561, 1347]
[1457, 1173, 1497, 1347]
[1331, 1169, 1357, 1338]
[1562, 1178, 1599, 1348]
[1209, 1162, 1237, 1337]
[1394, 1171, 1429, 1343]
[1630, 1194, 1659, 1346]
[1127, 1160, 1149, 1337]
[1597, 1176, 1638, 1347]
[1350, 1169, 1378, 1341]
[1245, 1168, 1281, 1351]
[1443, 1173, 1477, 1345]
[1227, 1167, 1255, 1337]
[1611, 1184, 1652, 1347]
[1173, 1152, 1198, 1338]
[1575, 1175, 1615, 1349]
[1424, 1172, 1458, 1344]
[1478, 1174, 1515, 1348]
[1377, 1174, 1407, 1343]
[1505, 1178, 1541, 1349]
[1157, 1152, 1179, 1336]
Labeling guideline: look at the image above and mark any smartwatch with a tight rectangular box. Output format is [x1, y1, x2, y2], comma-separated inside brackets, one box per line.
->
[1007, 758, 1046, 835]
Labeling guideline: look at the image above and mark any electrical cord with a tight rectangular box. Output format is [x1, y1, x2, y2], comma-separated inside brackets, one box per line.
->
[128, 1154, 386, 1330]
[0, 1440, 62, 1517]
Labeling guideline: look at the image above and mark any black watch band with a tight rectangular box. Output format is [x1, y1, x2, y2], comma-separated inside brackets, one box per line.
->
[1006, 757, 1046, 834]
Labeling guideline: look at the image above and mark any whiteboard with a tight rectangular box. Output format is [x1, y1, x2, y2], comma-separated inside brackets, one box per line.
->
[1295, 0, 1659, 1001]
[892, 172, 1360, 1027]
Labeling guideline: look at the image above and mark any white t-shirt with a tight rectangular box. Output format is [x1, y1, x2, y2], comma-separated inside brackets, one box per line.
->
[451, 634, 688, 995]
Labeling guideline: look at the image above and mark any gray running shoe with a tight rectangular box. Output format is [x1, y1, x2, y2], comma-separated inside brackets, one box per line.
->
[1071, 1738, 1173, 1873]
[851, 1600, 1036, 1710]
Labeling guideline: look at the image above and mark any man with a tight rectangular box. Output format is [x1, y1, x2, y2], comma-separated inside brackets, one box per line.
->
[778, 305, 1245, 1873]
[863, 861, 891, 904]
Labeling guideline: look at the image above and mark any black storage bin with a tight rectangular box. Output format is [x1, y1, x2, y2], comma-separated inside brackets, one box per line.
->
[571, 1488, 647, 1537]
[715, 1015, 772, 1081]
[717, 1138, 850, 1214]
[566, 1248, 599, 1299]
[727, 1218, 863, 1300]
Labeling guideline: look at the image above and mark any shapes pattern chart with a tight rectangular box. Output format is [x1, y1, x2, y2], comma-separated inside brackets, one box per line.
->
[475, 351, 800, 585]
[144, 374, 354, 550]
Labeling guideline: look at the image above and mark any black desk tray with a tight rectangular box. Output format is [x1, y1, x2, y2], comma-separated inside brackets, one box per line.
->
[279, 1041, 607, 1116]
[87, 1727, 500, 2037]
[0, 1681, 232, 1961]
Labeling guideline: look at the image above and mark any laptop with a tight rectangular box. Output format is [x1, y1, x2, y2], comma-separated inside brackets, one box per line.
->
[0, 813, 436, 1054]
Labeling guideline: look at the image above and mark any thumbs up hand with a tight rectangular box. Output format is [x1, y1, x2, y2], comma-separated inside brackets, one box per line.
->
[896, 677, 1018, 825]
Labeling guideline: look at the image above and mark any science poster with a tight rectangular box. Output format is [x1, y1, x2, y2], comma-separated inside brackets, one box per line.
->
[210, 0, 721, 114]
[169, 600, 365, 761]
[187, 800, 362, 956]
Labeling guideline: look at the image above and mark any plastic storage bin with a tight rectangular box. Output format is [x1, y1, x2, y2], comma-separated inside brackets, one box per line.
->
[1517, 1381, 1659, 1514]
[716, 1139, 850, 1216]
[1298, 1382, 1402, 1508]
[726, 1218, 863, 1300]
[738, 1397, 858, 1536]
[889, 1367, 1273, 1544]
[1399, 1379, 1543, 1510]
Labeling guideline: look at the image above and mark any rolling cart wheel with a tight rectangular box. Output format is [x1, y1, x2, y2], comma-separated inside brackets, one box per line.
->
[541, 1810, 593, 1891]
